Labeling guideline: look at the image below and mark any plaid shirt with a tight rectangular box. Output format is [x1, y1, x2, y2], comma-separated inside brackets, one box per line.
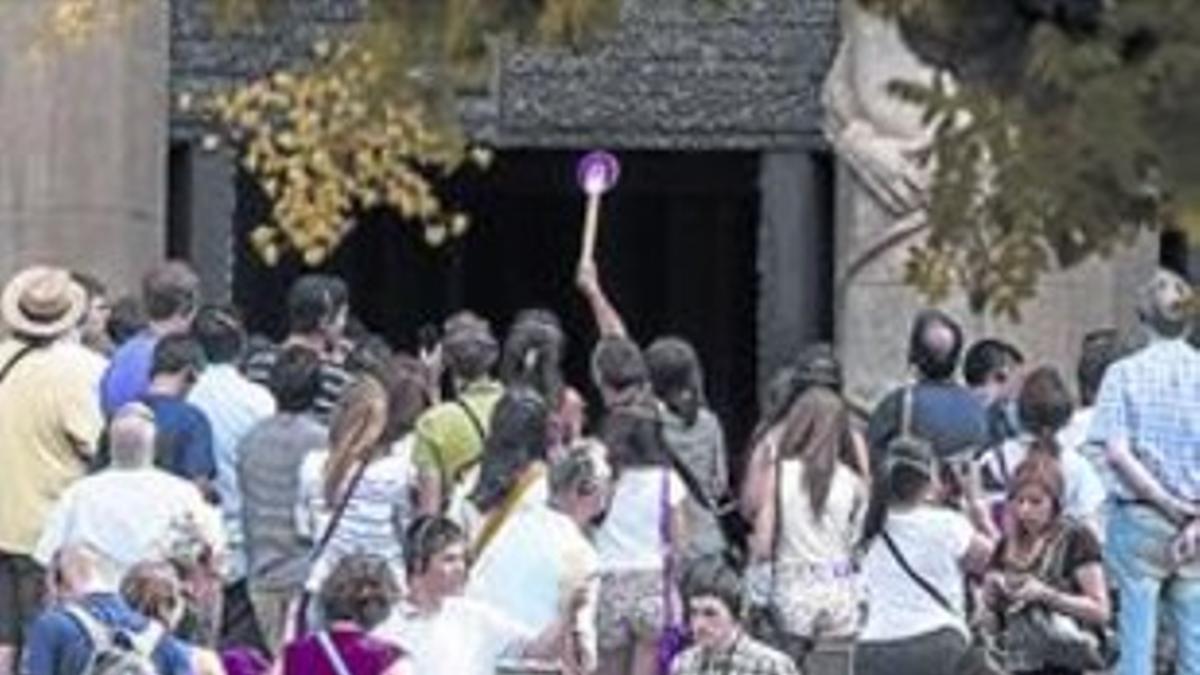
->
[671, 634, 799, 675]
[1088, 338, 1200, 502]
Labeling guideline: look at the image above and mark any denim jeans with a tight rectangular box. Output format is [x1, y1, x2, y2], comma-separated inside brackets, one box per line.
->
[1107, 504, 1200, 675]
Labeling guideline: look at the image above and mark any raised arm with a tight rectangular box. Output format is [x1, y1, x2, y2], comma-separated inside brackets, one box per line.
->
[576, 258, 628, 340]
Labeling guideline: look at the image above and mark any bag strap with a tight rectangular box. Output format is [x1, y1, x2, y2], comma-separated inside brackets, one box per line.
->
[453, 397, 487, 444]
[471, 464, 544, 560]
[881, 530, 957, 616]
[64, 604, 115, 651]
[0, 344, 37, 388]
[899, 385, 915, 440]
[316, 631, 353, 675]
[659, 464, 677, 631]
[312, 458, 373, 561]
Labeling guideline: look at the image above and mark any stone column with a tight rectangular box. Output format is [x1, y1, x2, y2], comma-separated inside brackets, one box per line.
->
[758, 151, 833, 396]
[0, 0, 168, 295]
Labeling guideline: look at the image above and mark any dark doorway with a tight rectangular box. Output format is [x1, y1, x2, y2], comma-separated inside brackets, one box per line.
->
[234, 150, 761, 447]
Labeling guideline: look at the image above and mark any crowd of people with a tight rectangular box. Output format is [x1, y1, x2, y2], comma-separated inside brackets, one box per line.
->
[0, 257, 1195, 675]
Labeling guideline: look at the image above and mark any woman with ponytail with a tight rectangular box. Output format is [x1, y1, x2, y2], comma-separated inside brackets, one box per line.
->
[500, 309, 585, 454]
[297, 356, 432, 594]
[854, 437, 996, 675]
[980, 366, 1105, 533]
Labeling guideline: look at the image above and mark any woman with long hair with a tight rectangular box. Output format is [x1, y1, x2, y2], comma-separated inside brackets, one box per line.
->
[980, 366, 1105, 533]
[466, 386, 552, 556]
[742, 384, 867, 640]
[297, 355, 431, 593]
[500, 309, 586, 453]
[854, 437, 996, 675]
[982, 454, 1110, 675]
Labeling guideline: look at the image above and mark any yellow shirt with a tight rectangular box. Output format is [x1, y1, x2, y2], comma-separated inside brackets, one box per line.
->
[412, 380, 504, 483]
[0, 338, 106, 554]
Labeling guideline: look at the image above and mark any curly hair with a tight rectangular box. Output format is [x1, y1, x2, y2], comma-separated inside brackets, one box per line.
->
[319, 553, 401, 629]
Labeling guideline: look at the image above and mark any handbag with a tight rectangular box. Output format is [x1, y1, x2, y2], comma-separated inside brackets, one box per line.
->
[656, 467, 689, 675]
[653, 405, 750, 569]
[1004, 528, 1115, 671]
[744, 432, 815, 666]
[880, 531, 1005, 675]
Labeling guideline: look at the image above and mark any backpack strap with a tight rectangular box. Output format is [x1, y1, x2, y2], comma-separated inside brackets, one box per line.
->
[316, 631, 353, 675]
[63, 605, 114, 652]
[453, 397, 487, 443]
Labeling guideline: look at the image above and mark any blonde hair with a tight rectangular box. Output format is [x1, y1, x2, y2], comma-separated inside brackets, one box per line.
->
[324, 377, 389, 505]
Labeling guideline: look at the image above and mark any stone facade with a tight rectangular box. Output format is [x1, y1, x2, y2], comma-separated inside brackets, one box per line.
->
[0, 0, 169, 295]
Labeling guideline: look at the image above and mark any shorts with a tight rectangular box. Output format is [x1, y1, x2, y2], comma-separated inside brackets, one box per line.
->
[0, 551, 46, 646]
[596, 569, 677, 652]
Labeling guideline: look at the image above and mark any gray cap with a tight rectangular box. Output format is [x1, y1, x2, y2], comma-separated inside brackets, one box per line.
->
[1137, 269, 1193, 333]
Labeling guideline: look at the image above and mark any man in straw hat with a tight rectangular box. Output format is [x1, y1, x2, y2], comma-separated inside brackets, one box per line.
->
[1088, 268, 1199, 675]
[0, 266, 106, 675]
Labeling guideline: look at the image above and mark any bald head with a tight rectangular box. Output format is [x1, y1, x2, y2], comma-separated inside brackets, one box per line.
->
[108, 403, 157, 468]
[908, 309, 964, 381]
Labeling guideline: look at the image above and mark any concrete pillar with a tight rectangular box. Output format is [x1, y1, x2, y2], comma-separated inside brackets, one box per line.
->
[0, 0, 168, 295]
[181, 146, 237, 304]
[758, 152, 833, 397]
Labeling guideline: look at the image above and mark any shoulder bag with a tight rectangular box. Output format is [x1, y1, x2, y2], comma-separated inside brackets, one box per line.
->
[1004, 527, 1116, 671]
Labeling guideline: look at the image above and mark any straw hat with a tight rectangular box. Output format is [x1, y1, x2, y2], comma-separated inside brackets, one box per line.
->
[1, 266, 87, 339]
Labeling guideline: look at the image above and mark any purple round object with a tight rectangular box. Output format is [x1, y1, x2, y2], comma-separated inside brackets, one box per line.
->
[576, 151, 621, 195]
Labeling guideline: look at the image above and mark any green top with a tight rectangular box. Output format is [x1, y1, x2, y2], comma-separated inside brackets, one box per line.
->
[412, 379, 505, 483]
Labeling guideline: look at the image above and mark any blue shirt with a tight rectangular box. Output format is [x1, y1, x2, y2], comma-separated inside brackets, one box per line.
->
[1088, 338, 1200, 502]
[22, 593, 193, 675]
[867, 381, 990, 461]
[100, 333, 159, 418]
[142, 394, 217, 483]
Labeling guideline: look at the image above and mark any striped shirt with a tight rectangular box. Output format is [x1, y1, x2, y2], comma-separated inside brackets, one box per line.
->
[1088, 338, 1200, 502]
[296, 437, 417, 591]
[241, 343, 354, 424]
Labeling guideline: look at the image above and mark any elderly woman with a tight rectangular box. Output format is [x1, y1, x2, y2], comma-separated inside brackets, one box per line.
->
[982, 454, 1111, 675]
[282, 554, 406, 675]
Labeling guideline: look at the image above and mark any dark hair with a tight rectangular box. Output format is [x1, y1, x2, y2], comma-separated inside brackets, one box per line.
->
[287, 274, 348, 335]
[141, 261, 200, 322]
[777, 387, 853, 518]
[319, 553, 400, 629]
[70, 271, 107, 300]
[860, 436, 937, 548]
[591, 335, 648, 393]
[269, 346, 323, 413]
[150, 334, 206, 378]
[681, 555, 745, 618]
[404, 516, 465, 577]
[1017, 366, 1073, 458]
[500, 309, 566, 405]
[345, 333, 394, 381]
[1077, 329, 1120, 407]
[907, 309, 964, 381]
[442, 311, 499, 383]
[470, 387, 550, 513]
[601, 395, 668, 472]
[381, 354, 432, 443]
[645, 336, 705, 427]
[192, 305, 246, 365]
[962, 338, 1024, 388]
[106, 295, 147, 347]
[750, 344, 843, 452]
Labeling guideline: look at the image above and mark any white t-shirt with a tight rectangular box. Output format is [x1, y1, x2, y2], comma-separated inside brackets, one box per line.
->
[595, 466, 687, 571]
[33, 467, 224, 590]
[296, 437, 417, 591]
[859, 505, 973, 642]
[467, 503, 599, 666]
[373, 597, 534, 675]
